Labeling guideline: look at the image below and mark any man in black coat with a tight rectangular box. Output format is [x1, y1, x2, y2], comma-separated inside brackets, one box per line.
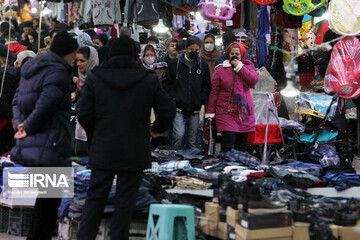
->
[76, 36, 176, 240]
[11, 31, 78, 240]
[162, 36, 211, 150]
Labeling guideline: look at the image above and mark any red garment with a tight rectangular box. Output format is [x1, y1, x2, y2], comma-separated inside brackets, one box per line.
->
[247, 172, 271, 180]
[206, 45, 258, 133]
[6, 42, 28, 55]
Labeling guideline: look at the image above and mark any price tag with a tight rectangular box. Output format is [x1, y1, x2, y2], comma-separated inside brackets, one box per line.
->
[226, 20, 233, 26]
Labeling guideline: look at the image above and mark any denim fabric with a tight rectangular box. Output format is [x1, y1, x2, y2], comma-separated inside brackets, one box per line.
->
[187, 170, 221, 183]
[216, 149, 260, 169]
[173, 112, 200, 150]
[322, 172, 360, 190]
[177, 148, 204, 159]
[282, 162, 322, 177]
[269, 166, 320, 181]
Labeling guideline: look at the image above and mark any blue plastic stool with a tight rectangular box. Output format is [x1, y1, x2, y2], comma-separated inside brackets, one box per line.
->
[146, 204, 195, 240]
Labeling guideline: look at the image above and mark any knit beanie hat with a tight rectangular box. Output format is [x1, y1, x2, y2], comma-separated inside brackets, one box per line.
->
[109, 36, 134, 58]
[50, 30, 79, 57]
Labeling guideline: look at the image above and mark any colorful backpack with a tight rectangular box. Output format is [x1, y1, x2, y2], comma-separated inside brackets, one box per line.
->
[198, 0, 237, 22]
[325, 37, 360, 99]
[251, 0, 278, 5]
[282, 0, 326, 16]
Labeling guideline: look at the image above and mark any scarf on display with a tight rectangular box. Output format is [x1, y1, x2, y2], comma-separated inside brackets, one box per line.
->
[200, 33, 220, 77]
[140, 44, 168, 71]
[77, 46, 99, 91]
[224, 42, 249, 120]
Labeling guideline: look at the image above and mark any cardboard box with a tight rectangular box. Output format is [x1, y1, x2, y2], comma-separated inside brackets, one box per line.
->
[217, 222, 228, 240]
[228, 225, 236, 240]
[205, 202, 220, 222]
[199, 216, 210, 235]
[235, 224, 292, 240]
[338, 226, 360, 240]
[293, 224, 339, 240]
[209, 220, 218, 237]
[239, 210, 292, 229]
[227, 206, 239, 228]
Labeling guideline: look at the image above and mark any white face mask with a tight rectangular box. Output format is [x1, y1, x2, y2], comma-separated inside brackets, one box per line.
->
[204, 43, 215, 52]
[144, 57, 156, 65]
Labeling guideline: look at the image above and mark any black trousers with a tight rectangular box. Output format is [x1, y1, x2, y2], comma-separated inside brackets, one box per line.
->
[27, 198, 61, 240]
[221, 131, 249, 152]
[77, 168, 143, 240]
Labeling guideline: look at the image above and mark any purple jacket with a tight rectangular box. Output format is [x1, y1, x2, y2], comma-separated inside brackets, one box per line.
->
[206, 59, 259, 133]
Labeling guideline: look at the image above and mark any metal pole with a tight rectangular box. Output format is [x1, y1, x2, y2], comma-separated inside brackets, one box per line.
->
[357, 98, 360, 156]
[37, 0, 43, 54]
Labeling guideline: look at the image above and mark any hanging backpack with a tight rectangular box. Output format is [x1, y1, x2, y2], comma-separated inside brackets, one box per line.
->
[325, 37, 360, 99]
[198, 0, 237, 22]
[282, 0, 326, 16]
[328, 0, 360, 36]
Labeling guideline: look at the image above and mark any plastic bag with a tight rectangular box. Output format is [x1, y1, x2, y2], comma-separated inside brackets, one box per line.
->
[329, 0, 360, 36]
[253, 93, 278, 124]
[75, 121, 87, 141]
[255, 67, 277, 93]
[324, 37, 360, 99]
[202, 118, 216, 155]
[314, 143, 340, 167]
[295, 92, 338, 119]
[279, 117, 306, 132]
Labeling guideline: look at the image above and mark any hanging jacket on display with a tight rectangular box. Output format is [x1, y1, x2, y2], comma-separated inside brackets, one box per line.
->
[172, 0, 199, 7]
[83, 0, 122, 26]
[124, 0, 159, 26]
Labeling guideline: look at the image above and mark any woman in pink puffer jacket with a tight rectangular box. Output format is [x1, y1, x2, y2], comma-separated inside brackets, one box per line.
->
[206, 42, 259, 152]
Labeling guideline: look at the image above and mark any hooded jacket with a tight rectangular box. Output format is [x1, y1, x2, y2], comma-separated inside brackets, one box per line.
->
[162, 52, 212, 115]
[5, 41, 28, 56]
[82, 0, 122, 26]
[76, 56, 176, 171]
[11, 51, 73, 167]
[206, 43, 259, 133]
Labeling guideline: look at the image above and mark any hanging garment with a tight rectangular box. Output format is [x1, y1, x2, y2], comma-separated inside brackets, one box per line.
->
[59, 3, 68, 23]
[83, 0, 122, 25]
[46, 2, 60, 20]
[124, 0, 159, 26]
[257, 5, 270, 67]
[172, 14, 186, 29]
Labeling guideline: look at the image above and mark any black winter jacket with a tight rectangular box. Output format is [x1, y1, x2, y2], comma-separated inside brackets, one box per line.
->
[162, 52, 211, 115]
[76, 56, 176, 171]
[11, 51, 73, 167]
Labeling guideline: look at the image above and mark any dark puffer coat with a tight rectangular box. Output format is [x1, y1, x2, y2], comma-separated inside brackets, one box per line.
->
[11, 51, 73, 167]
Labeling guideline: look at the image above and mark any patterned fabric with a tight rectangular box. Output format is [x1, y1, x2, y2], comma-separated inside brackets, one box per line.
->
[75, 169, 91, 181]
[174, 177, 212, 190]
[187, 170, 221, 183]
[158, 160, 191, 173]
[216, 149, 260, 169]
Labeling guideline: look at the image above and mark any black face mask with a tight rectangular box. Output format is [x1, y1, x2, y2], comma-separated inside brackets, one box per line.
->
[188, 51, 198, 60]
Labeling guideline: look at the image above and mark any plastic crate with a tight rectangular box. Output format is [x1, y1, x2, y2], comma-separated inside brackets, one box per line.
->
[0, 206, 9, 232]
[129, 219, 147, 236]
[58, 217, 79, 240]
[7, 208, 33, 236]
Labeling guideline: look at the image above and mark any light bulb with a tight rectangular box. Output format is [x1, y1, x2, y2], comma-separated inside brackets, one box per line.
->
[153, 19, 168, 34]
[280, 81, 300, 97]
[31, 7, 37, 14]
